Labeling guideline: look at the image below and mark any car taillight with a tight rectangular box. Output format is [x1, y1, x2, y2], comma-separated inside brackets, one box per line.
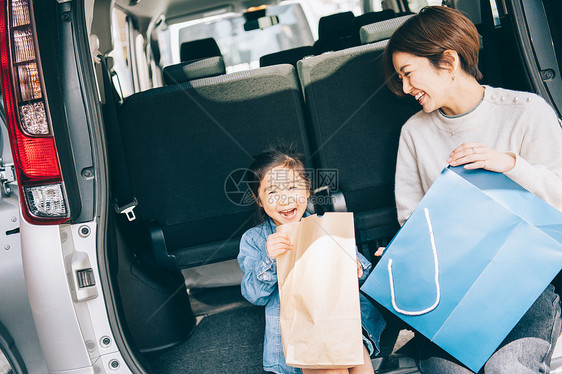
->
[0, 0, 69, 224]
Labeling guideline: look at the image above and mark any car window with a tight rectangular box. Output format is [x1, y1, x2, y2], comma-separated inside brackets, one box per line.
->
[299, 0, 362, 38]
[167, 2, 314, 73]
[159, 0, 365, 73]
[109, 7, 135, 97]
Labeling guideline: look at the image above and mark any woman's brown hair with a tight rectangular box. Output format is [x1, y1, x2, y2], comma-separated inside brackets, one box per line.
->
[384, 6, 483, 95]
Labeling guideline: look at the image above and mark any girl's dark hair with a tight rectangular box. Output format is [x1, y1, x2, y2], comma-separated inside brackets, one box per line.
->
[384, 6, 483, 96]
[247, 144, 309, 223]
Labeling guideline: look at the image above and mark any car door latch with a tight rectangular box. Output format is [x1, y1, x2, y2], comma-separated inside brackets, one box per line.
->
[0, 159, 16, 196]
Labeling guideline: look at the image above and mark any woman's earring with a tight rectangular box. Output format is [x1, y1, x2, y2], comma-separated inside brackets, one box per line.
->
[451, 72, 456, 81]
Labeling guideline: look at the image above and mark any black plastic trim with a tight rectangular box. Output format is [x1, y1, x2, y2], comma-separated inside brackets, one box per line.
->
[32, 0, 82, 220]
[0, 321, 27, 374]
[510, 0, 562, 117]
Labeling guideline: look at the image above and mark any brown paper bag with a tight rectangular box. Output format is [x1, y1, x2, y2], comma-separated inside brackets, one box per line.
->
[276, 212, 364, 369]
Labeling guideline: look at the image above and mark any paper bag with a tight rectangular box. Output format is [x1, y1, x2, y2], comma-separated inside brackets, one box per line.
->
[361, 166, 562, 372]
[276, 212, 364, 369]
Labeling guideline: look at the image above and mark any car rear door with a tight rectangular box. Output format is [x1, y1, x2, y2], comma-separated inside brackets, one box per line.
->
[482, 0, 562, 117]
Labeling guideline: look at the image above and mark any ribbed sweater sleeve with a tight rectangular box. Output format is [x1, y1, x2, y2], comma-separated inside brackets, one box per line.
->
[503, 97, 562, 210]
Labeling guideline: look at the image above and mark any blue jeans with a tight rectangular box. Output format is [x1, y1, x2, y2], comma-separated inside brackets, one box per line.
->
[416, 285, 561, 374]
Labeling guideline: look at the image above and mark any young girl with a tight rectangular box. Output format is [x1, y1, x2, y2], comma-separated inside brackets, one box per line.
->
[237, 145, 385, 374]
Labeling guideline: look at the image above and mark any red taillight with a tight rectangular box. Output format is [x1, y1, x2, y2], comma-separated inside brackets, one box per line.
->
[16, 135, 61, 179]
[0, 0, 69, 224]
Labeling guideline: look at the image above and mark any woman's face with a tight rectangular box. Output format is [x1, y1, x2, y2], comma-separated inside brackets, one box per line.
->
[392, 51, 453, 113]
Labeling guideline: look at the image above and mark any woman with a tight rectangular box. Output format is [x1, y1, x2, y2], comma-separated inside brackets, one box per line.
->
[383, 6, 562, 373]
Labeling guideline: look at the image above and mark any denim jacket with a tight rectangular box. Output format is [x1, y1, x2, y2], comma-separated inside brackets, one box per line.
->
[238, 216, 386, 374]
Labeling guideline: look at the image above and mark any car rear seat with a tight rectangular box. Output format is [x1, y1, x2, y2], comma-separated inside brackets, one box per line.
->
[117, 64, 310, 269]
[162, 56, 227, 85]
[297, 17, 419, 256]
[359, 14, 414, 45]
[351, 10, 397, 45]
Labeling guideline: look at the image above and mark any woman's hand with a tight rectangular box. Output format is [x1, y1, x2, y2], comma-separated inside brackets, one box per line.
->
[447, 143, 516, 173]
[356, 257, 363, 278]
[266, 232, 292, 259]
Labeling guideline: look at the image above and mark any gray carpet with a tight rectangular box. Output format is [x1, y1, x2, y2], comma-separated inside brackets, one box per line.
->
[149, 287, 268, 373]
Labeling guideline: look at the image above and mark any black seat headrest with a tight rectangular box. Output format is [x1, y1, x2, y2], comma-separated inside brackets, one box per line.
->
[355, 10, 395, 25]
[314, 11, 357, 54]
[180, 38, 222, 62]
[162, 56, 226, 85]
[353, 10, 396, 33]
[317, 11, 355, 40]
[259, 46, 314, 67]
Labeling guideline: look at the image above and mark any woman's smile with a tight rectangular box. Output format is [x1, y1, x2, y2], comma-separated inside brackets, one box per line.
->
[414, 91, 426, 105]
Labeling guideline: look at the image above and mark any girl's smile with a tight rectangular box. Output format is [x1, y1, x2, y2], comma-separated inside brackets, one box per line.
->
[257, 165, 310, 226]
[279, 208, 297, 220]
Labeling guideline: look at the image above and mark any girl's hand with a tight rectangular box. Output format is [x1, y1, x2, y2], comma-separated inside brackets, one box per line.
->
[266, 232, 292, 259]
[447, 143, 516, 173]
[356, 257, 363, 278]
[374, 247, 385, 257]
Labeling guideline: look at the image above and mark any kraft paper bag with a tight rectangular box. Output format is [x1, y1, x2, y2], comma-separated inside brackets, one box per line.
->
[361, 166, 562, 372]
[276, 212, 364, 369]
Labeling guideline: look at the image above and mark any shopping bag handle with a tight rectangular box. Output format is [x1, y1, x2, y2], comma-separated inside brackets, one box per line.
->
[388, 208, 440, 316]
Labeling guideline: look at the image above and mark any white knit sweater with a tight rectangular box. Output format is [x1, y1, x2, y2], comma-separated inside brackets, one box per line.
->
[395, 85, 562, 225]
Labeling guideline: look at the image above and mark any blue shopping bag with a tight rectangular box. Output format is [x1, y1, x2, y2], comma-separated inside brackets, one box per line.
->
[361, 166, 562, 372]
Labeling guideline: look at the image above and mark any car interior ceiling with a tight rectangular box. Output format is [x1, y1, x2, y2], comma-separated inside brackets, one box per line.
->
[99, 3, 545, 373]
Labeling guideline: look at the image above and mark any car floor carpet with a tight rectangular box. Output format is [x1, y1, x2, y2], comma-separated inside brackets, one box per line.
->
[148, 286, 268, 373]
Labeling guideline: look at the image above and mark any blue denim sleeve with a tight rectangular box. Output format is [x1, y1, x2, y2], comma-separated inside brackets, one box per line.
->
[355, 249, 385, 356]
[238, 229, 278, 306]
[356, 249, 372, 285]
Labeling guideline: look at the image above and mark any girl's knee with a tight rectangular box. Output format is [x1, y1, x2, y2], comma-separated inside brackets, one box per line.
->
[348, 345, 375, 374]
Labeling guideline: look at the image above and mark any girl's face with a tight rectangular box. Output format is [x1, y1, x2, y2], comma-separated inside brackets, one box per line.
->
[257, 165, 310, 226]
[392, 51, 454, 113]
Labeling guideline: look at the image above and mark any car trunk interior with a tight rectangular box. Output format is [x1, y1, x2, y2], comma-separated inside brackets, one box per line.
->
[148, 286, 266, 373]
[98, 1, 561, 373]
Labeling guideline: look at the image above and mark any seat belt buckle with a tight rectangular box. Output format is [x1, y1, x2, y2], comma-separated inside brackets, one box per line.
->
[115, 198, 138, 221]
